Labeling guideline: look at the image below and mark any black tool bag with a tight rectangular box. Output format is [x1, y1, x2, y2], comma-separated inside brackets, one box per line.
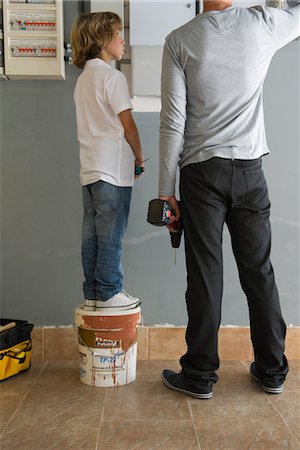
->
[0, 319, 34, 381]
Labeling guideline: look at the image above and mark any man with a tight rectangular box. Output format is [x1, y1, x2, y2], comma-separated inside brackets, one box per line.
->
[159, 0, 300, 399]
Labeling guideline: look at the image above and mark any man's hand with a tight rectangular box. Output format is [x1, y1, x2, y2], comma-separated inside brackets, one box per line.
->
[159, 195, 181, 226]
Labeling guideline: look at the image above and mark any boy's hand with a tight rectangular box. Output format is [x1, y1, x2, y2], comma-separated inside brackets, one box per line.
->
[134, 157, 145, 179]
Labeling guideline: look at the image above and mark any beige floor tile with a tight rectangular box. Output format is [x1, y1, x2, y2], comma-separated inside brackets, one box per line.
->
[0, 363, 45, 423]
[189, 361, 266, 407]
[137, 326, 149, 360]
[286, 360, 300, 384]
[265, 385, 300, 440]
[1, 409, 102, 450]
[0, 362, 45, 396]
[193, 402, 300, 449]
[104, 380, 191, 421]
[240, 360, 300, 440]
[20, 385, 105, 410]
[32, 360, 82, 391]
[44, 327, 78, 361]
[286, 328, 300, 360]
[1, 362, 106, 450]
[31, 328, 43, 361]
[266, 386, 300, 419]
[284, 417, 300, 443]
[30, 362, 108, 406]
[149, 327, 187, 360]
[219, 328, 253, 360]
[0, 423, 7, 434]
[97, 420, 200, 450]
[136, 359, 180, 382]
[0, 395, 24, 423]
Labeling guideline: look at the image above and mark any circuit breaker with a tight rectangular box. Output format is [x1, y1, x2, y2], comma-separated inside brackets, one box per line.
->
[2, 0, 65, 80]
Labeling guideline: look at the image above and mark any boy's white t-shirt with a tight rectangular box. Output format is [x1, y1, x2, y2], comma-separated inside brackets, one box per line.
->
[74, 58, 135, 187]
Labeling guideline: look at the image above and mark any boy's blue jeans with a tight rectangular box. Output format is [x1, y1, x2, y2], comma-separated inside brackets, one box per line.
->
[81, 180, 132, 301]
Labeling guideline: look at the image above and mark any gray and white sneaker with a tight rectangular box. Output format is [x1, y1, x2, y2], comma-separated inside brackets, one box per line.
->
[82, 299, 96, 311]
[249, 362, 284, 394]
[96, 290, 141, 311]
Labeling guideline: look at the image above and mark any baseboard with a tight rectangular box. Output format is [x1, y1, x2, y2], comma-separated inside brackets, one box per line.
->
[30, 326, 300, 361]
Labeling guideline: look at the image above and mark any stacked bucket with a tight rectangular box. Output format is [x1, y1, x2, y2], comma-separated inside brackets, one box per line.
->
[74, 305, 141, 387]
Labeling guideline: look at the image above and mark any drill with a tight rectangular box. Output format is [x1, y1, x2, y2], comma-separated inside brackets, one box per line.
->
[147, 199, 183, 248]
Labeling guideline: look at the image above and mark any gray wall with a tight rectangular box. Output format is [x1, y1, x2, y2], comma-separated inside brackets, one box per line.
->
[0, 2, 299, 326]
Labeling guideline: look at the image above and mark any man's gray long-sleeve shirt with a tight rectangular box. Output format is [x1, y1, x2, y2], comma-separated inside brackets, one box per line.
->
[159, 2, 300, 196]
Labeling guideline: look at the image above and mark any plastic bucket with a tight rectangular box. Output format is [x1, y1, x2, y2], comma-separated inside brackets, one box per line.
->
[74, 305, 141, 387]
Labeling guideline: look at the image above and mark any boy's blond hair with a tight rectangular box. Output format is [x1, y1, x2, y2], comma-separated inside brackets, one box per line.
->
[71, 12, 122, 69]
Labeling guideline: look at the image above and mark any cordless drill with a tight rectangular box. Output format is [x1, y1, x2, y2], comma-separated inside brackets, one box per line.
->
[147, 199, 183, 248]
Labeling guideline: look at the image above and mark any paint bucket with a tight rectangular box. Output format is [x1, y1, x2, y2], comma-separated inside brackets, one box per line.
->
[74, 305, 141, 387]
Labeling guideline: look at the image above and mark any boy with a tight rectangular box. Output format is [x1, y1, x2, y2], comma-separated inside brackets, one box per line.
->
[71, 12, 144, 311]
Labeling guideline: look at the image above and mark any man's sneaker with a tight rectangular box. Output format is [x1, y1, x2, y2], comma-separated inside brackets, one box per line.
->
[96, 290, 141, 311]
[249, 362, 284, 394]
[82, 299, 96, 311]
[161, 369, 213, 399]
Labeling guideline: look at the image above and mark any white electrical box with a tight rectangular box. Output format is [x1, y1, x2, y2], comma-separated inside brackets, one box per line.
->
[2, 0, 65, 80]
[129, 1, 195, 97]
[129, 0, 195, 46]
[131, 45, 163, 96]
[90, 0, 124, 27]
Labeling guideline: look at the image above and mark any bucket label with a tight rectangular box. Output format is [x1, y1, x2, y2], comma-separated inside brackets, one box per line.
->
[93, 351, 126, 370]
[95, 337, 120, 348]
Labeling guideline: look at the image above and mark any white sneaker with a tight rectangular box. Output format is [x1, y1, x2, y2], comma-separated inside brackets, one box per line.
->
[96, 291, 141, 311]
[82, 299, 96, 311]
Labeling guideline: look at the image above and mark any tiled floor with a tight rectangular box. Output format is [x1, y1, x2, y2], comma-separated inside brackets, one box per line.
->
[1, 360, 299, 450]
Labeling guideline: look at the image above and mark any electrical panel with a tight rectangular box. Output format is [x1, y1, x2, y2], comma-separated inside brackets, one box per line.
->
[2, 0, 65, 79]
[128, 1, 195, 97]
[129, 1, 195, 46]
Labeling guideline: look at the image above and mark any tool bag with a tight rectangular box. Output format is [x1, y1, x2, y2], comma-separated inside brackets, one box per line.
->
[0, 319, 34, 381]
